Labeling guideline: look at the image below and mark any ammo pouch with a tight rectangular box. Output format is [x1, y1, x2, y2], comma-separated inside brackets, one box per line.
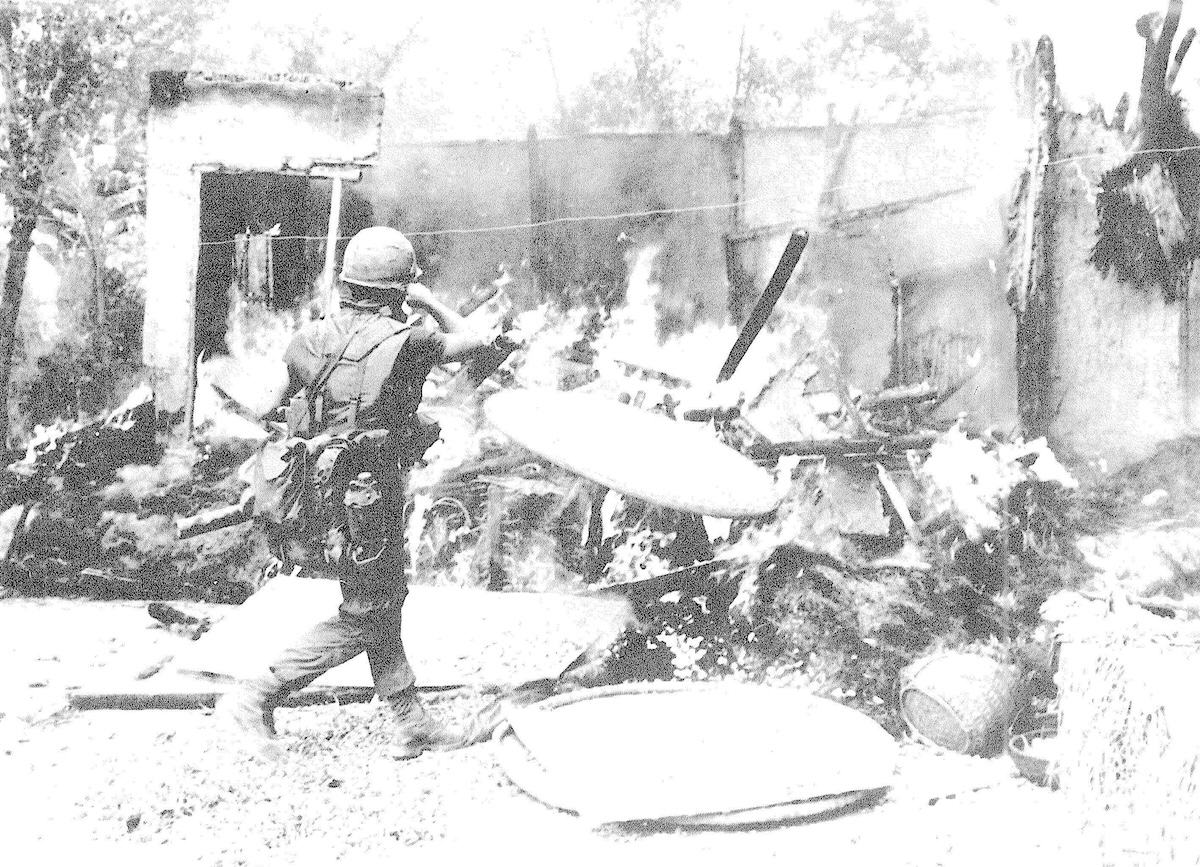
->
[241, 428, 395, 571]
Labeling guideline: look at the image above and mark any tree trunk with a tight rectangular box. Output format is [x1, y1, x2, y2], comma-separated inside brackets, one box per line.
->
[0, 211, 37, 443]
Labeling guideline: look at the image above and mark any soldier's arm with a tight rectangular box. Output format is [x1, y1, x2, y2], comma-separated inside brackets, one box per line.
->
[280, 338, 307, 400]
[404, 283, 492, 363]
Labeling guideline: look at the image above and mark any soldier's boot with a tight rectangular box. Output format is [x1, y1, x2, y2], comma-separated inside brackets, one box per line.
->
[215, 672, 289, 762]
[386, 686, 463, 760]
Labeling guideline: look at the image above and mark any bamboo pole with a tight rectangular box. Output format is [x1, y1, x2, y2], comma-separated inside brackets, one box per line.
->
[322, 176, 343, 312]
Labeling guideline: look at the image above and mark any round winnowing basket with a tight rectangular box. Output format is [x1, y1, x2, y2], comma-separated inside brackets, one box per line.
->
[898, 651, 1023, 756]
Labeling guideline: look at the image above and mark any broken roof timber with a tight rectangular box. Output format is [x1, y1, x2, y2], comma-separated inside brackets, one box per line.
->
[825, 185, 975, 231]
[190, 162, 365, 180]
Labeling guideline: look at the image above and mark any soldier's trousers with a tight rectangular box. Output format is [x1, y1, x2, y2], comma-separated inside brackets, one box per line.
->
[266, 595, 415, 702]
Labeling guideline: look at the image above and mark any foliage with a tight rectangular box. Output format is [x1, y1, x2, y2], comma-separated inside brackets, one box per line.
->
[0, 2, 162, 439]
[811, 0, 996, 120]
[555, 0, 1000, 134]
[728, 37, 817, 130]
[1093, 156, 1194, 302]
[639, 427, 1081, 733]
[10, 250, 144, 437]
[604, 526, 675, 585]
[557, 0, 727, 134]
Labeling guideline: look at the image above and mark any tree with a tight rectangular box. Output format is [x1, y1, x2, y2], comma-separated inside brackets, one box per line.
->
[558, 0, 726, 134]
[811, 0, 996, 121]
[556, 0, 1000, 135]
[0, 2, 115, 436]
[0, 1, 220, 437]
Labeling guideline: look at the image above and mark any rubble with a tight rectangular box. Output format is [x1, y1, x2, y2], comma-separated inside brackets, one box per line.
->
[0, 249, 1093, 739]
[0, 385, 270, 601]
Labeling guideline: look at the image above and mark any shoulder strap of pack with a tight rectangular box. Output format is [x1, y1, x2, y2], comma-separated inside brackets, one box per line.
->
[347, 327, 413, 428]
[311, 315, 380, 395]
[304, 314, 381, 432]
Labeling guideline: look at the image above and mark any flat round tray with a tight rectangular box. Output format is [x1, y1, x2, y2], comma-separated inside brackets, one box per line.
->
[483, 388, 781, 518]
[492, 681, 896, 827]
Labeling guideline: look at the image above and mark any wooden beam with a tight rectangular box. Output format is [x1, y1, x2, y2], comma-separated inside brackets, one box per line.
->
[1010, 36, 1059, 439]
[68, 681, 375, 711]
[826, 186, 974, 231]
[527, 125, 552, 297]
[308, 165, 366, 181]
[322, 176, 343, 310]
[191, 163, 365, 181]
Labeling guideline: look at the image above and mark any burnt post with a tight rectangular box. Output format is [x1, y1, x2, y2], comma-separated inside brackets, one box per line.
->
[527, 125, 554, 298]
[1009, 36, 1059, 439]
[717, 229, 809, 383]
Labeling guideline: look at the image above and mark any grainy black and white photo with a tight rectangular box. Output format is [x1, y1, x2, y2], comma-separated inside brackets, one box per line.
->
[1, 1, 1197, 864]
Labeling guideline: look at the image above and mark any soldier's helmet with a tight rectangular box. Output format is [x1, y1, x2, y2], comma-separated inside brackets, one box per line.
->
[339, 226, 422, 291]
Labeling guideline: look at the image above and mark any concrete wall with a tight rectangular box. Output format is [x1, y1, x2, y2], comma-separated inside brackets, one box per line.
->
[358, 132, 737, 331]
[535, 133, 736, 334]
[1047, 114, 1197, 468]
[144, 73, 383, 415]
[357, 141, 534, 311]
[359, 119, 1015, 431]
[144, 80, 1018, 431]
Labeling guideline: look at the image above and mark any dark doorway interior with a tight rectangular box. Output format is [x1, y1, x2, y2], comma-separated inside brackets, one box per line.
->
[194, 173, 375, 358]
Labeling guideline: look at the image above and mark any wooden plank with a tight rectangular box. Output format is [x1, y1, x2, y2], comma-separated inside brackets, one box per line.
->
[322, 175, 343, 309]
[748, 432, 938, 459]
[190, 163, 364, 181]
[68, 674, 374, 711]
[877, 463, 922, 541]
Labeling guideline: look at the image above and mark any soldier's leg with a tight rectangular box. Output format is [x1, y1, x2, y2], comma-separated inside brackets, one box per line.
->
[363, 601, 461, 758]
[217, 613, 369, 756]
[363, 604, 415, 701]
[269, 612, 370, 691]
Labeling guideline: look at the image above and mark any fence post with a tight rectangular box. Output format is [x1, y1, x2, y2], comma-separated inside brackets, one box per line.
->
[723, 113, 757, 323]
[527, 125, 553, 298]
[1009, 36, 1059, 439]
[321, 176, 343, 313]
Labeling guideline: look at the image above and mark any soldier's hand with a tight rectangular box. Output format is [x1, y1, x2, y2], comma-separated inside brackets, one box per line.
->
[404, 283, 436, 311]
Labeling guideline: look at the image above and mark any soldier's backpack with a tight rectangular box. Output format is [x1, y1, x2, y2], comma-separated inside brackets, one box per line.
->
[242, 315, 438, 566]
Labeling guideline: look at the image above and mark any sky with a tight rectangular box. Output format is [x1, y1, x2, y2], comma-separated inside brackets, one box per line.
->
[1004, 0, 1196, 113]
[196, 0, 1198, 139]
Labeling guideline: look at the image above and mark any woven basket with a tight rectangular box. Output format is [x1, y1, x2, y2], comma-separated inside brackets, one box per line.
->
[1054, 601, 1200, 867]
[898, 651, 1023, 756]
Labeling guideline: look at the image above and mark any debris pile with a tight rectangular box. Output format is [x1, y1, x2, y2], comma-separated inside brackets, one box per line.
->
[0, 265, 1094, 737]
[0, 385, 270, 601]
[397, 297, 1087, 735]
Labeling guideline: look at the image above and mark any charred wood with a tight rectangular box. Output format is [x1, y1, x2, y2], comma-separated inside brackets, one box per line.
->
[748, 433, 938, 460]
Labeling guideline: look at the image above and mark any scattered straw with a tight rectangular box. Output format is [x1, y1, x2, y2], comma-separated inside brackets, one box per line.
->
[1055, 599, 1200, 866]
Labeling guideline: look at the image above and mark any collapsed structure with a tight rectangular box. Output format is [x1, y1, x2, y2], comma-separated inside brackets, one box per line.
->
[4, 3, 1200, 850]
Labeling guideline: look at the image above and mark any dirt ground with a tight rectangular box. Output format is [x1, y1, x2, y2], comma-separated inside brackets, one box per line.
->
[0, 595, 1088, 866]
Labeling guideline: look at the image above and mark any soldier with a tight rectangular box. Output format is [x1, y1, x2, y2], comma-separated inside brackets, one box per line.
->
[216, 226, 495, 760]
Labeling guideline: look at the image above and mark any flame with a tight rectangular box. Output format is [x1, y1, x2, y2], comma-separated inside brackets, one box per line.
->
[193, 285, 310, 438]
[592, 244, 829, 407]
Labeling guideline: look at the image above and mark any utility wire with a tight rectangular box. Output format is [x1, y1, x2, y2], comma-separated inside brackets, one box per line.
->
[196, 174, 994, 248]
[197, 140, 1200, 249]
